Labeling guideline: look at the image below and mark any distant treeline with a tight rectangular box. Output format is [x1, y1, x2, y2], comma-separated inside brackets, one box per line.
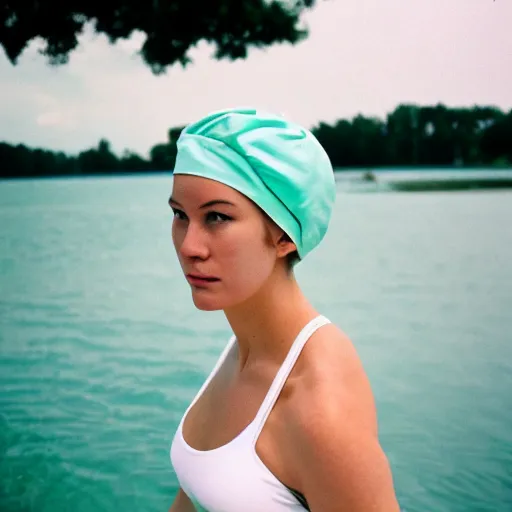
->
[1, 104, 511, 179]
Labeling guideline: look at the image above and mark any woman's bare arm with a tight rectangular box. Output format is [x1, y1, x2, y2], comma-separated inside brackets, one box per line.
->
[296, 418, 400, 511]
[168, 488, 196, 512]
[289, 329, 401, 511]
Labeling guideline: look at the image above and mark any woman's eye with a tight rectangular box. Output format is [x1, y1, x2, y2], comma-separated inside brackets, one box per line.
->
[206, 212, 231, 224]
[172, 208, 187, 221]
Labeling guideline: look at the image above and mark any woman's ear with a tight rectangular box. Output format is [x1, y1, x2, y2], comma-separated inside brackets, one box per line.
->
[276, 232, 297, 259]
[263, 213, 297, 258]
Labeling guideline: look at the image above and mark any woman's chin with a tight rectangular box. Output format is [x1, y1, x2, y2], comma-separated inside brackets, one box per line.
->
[189, 286, 251, 312]
[191, 293, 224, 312]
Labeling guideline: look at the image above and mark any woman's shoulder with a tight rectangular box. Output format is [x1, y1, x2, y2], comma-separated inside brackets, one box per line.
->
[280, 323, 400, 511]
[286, 322, 378, 436]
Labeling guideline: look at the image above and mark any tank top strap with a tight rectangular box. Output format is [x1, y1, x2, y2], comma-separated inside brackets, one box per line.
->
[251, 315, 331, 442]
[181, 334, 237, 419]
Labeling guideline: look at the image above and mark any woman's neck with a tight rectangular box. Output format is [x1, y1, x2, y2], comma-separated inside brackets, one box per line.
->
[223, 270, 318, 371]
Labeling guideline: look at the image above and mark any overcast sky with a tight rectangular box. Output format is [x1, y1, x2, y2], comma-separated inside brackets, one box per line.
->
[0, 0, 510, 158]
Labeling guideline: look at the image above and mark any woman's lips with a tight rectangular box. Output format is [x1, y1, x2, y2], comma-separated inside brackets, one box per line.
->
[186, 274, 220, 287]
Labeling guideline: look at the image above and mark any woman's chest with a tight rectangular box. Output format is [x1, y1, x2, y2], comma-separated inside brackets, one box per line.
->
[182, 367, 272, 451]
[179, 365, 302, 492]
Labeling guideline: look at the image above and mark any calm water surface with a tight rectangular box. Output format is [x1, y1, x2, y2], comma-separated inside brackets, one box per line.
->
[1, 173, 511, 511]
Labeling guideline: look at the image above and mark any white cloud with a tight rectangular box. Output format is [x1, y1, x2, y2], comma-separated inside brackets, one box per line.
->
[36, 110, 77, 128]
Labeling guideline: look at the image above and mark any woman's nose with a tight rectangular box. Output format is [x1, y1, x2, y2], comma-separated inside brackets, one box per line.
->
[178, 223, 209, 260]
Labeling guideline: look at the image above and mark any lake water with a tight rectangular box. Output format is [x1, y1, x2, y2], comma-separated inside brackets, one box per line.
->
[1, 172, 511, 511]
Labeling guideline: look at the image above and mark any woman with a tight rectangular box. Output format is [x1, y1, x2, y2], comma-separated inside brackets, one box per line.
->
[168, 108, 400, 511]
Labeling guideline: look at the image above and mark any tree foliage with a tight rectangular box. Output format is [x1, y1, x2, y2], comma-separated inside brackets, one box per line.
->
[1, 0, 317, 73]
[313, 104, 510, 168]
[1, 104, 511, 179]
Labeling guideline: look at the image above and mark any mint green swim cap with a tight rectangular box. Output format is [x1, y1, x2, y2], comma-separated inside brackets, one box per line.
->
[172, 107, 336, 260]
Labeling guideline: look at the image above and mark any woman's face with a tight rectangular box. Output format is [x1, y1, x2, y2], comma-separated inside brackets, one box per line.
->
[169, 174, 286, 311]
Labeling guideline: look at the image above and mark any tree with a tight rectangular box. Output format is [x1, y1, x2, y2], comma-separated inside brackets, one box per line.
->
[150, 143, 175, 170]
[480, 109, 512, 165]
[120, 150, 151, 172]
[350, 115, 388, 166]
[77, 138, 119, 173]
[386, 104, 419, 166]
[1, 0, 319, 73]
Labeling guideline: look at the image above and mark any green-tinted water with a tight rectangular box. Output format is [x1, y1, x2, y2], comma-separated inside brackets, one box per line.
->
[1, 174, 511, 511]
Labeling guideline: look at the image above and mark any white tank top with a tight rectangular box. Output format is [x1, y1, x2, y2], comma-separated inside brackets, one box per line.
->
[170, 315, 331, 512]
